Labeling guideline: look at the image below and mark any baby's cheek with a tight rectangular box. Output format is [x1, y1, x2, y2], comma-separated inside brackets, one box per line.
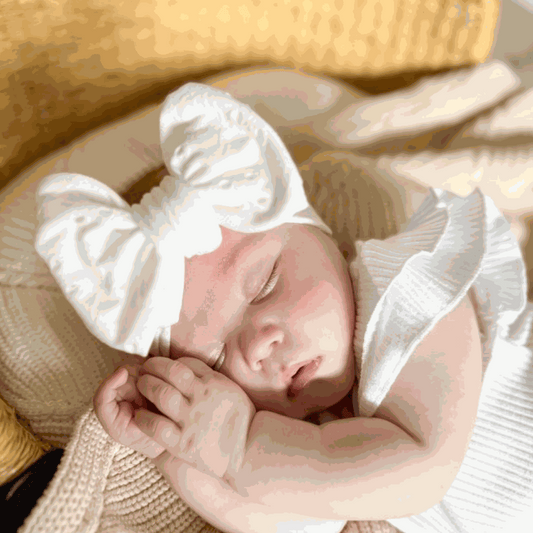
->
[317, 322, 344, 352]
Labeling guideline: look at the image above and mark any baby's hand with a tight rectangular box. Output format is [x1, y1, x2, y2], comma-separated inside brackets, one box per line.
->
[134, 356, 256, 480]
[93, 361, 166, 459]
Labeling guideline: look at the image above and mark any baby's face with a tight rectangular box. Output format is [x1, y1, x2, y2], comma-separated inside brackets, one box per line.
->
[169, 223, 356, 420]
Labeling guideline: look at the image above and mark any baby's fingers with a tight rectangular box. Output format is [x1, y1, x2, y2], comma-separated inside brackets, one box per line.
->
[115, 364, 148, 408]
[134, 408, 186, 454]
[94, 367, 144, 432]
[137, 374, 185, 423]
[94, 367, 128, 433]
[141, 357, 200, 399]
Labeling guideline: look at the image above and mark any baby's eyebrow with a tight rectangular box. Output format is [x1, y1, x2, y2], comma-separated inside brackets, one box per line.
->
[220, 234, 261, 276]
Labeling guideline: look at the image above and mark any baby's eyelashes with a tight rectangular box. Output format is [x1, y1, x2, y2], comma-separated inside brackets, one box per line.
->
[251, 257, 281, 305]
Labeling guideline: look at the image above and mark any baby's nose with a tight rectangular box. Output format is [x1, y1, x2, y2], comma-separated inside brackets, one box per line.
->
[243, 324, 284, 372]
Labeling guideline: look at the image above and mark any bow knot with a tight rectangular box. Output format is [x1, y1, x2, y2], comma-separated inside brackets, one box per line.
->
[132, 177, 222, 259]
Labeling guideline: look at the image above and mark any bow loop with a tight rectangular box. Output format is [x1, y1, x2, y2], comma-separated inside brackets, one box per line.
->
[35, 173, 167, 355]
[159, 83, 330, 234]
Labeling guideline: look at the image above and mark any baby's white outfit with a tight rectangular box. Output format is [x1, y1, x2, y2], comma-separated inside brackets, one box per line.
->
[351, 187, 533, 532]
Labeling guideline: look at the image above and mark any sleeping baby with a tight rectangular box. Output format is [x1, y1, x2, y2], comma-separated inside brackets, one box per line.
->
[35, 83, 533, 533]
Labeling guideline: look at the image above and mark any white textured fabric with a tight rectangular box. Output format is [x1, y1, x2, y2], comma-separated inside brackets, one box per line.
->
[349, 188, 533, 532]
[33, 83, 330, 357]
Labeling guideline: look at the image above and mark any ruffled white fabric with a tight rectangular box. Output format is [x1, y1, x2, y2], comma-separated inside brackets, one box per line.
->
[34, 83, 330, 357]
[351, 187, 533, 532]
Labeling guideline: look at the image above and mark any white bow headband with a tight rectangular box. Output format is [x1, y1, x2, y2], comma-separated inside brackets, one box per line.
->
[34, 83, 330, 357]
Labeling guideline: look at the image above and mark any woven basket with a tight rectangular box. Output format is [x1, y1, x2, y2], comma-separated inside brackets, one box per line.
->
[0, 395, 52, 485]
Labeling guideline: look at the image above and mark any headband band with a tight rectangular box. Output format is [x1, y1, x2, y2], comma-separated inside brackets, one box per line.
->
[34, 83, 330, 356]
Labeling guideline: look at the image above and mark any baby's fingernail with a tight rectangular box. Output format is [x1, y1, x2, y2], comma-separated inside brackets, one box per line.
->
[162, 427, 180, 448]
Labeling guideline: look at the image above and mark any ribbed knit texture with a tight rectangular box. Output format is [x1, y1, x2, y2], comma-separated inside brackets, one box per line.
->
[349, 187, 533, 532]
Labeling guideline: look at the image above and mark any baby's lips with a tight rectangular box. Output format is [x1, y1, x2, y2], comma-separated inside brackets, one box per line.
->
[288, 356, 323, 398]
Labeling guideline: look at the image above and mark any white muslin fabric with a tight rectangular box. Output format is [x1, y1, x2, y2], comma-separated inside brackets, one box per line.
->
[34, 83, 330, 357]
[350, 187, 533, 532]
[352, 187, 529, 418]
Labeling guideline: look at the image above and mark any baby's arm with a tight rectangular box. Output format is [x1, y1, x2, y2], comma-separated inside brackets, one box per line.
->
[95, 358, 334, 533]
[230, 295, 482, 520]
[143, 295, 482, 522]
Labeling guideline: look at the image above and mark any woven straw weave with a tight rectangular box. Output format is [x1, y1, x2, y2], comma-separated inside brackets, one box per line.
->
[1, 0, 499, 189]
[121, 0, 498, 76]
[0, 0, 499, 78]
[0, 395, 52, 485]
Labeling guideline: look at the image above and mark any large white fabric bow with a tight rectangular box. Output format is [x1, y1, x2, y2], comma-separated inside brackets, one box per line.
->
[34, 83, 330, 356]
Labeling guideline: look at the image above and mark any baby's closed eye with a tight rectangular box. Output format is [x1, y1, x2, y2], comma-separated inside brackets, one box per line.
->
[251, 258, 281, 304]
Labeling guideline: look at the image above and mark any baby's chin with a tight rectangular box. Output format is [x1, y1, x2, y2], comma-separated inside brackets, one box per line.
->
[277, 378, 356, 421]
[287, 398, 347, 423]
[248, 357, 357, 420]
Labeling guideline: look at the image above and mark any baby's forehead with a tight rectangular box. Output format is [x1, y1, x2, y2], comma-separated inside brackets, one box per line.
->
[186, 223, 339, 290]
[240, 225, 344, 288]
[227, 223, 334, 262]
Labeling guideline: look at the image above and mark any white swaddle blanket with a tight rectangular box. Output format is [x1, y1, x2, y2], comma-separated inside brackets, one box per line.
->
[0, 57, 532, 533]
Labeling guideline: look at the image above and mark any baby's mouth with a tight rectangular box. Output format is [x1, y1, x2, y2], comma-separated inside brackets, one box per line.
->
[287, 356, 323, 399]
